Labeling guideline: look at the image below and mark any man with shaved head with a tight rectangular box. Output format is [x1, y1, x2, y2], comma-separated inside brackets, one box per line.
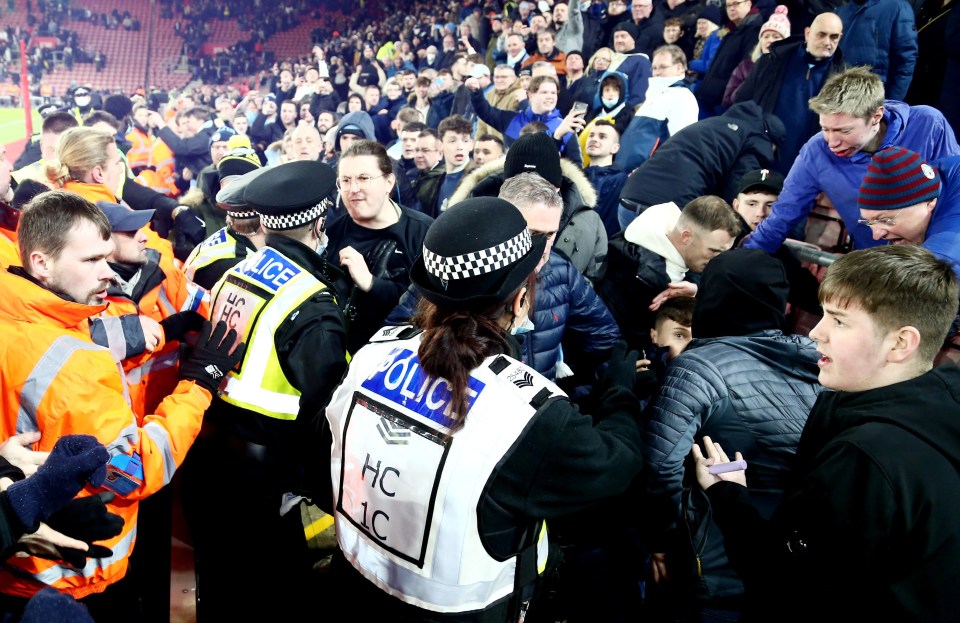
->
[289, 123, 324, 161]
[734, 12, 846, 174]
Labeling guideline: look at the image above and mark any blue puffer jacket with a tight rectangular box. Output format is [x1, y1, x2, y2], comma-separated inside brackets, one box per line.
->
[642, 331, 823, 546]
[836, 0, 918, 100]
[384, 251, 621, 379]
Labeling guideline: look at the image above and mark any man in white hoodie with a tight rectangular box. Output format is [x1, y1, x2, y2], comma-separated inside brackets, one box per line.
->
[595, 195, 740, 352]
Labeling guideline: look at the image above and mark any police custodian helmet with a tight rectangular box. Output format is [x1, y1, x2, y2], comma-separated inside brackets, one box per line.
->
[242, 160, 337, 230]
[410, 197, 546, 310]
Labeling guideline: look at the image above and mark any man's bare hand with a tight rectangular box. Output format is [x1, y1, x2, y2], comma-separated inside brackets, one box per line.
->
[649, 282, 697, 312]
[0, 432, 47, 477]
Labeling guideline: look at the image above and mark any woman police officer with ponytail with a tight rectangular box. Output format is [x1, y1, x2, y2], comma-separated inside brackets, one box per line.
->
[310, 196, 644, 622]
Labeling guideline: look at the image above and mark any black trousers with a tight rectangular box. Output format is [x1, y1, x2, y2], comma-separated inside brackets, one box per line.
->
[179, 435, 311, 621]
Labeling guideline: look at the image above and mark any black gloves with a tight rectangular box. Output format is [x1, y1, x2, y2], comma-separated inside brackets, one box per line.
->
[35, 492, 124, 568]
[179, 320, 246, 394]
[368, 239, 404, 280]
[45, 492, 124, 544]
[159, 310, 206, 343]
[598, 340, 639, 395]
[5, 435, 108, 532]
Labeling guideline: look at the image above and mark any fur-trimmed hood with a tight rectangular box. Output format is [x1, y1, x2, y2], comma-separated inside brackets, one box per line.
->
[449, 157, 598, 215]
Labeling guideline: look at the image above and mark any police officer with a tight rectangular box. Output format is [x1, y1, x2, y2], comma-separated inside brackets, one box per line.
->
[180, 160, 349, 621]
[182, 165, 269, 291]
[315, 197, 645, 622]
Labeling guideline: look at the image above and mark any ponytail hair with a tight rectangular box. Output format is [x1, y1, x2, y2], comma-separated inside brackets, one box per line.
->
[43, 126, 114, 188]
[43, 159, 73, 188]
[413, 273, 537, 433]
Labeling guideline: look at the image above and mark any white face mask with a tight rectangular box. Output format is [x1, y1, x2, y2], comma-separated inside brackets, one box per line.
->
[510, 314, 535, 336]
[601, 96, 619, 108]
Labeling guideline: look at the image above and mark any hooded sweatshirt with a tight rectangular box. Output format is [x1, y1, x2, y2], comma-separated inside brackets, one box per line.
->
[623, 201, 687, 282]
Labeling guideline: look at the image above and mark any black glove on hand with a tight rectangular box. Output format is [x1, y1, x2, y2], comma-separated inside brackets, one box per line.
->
[179, 320, 246, 394]
[45, 492, 124, 544]
[5, 435, 109, 532]
[30, 542, 115, 569]
[368, 239, 400, 279]
[159, 310, 206, 342]
[598, 340, 639, 394]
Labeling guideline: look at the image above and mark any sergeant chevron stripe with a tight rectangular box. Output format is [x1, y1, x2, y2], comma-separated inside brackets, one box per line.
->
[378, 416, 412, 445]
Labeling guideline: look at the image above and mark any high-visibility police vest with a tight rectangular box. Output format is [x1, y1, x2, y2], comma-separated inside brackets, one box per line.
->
[210, 245, 332, 420]
[184, 227, 251, 283]
[325, 326, 564, 613]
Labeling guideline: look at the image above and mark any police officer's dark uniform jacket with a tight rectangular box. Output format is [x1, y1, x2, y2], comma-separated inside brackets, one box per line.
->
[206, 161, 348, 449]
[182, 160, 349, 619]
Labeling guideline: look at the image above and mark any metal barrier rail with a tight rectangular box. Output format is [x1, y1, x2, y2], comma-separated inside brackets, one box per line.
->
[783, 239, 841, 267]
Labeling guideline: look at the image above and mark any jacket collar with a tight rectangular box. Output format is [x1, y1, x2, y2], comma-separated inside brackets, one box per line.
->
[0, 266, 106, 329]
[62, 180, 117, 204]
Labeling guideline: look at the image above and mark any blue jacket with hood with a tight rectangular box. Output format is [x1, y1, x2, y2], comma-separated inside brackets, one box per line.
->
[836, 0, 918, 101]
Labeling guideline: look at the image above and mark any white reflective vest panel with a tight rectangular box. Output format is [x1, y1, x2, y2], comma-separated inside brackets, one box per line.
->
[325, 327, 564, 613]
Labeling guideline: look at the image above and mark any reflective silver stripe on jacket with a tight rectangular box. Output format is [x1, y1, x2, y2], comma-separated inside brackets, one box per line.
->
[29, 524, 137, 585]
[17, 335, 118, 434]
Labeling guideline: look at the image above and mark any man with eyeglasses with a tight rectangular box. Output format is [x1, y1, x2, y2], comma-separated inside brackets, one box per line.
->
[697, 0, 764, 117]
[414, 129, 443, 172]
[855, 146, 960, 277]
[326, 140, 433, 353]
[476, 65, 521, 142]
[734, 12, 846, 175]
[634, 44, 699, 139]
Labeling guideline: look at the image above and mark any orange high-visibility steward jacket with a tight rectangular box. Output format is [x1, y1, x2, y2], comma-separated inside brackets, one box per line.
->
[0, 268, 211, 599]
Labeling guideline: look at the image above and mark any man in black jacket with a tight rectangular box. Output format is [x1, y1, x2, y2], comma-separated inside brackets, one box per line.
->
[618, 101, 785, 230]
[693, 244, 960, 623]
[735, 12, 845, 173]
[612, 0, 664, 56]
[181, 160, 348, 621]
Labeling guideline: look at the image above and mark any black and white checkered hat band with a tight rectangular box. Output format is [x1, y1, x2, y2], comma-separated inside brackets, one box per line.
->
[226, 209, 258, 219]
[422, 229, 532, 280]
[258, 201, 326, 230]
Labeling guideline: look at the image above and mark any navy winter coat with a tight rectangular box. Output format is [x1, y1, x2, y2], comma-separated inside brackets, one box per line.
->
[385, 251, 621, 379]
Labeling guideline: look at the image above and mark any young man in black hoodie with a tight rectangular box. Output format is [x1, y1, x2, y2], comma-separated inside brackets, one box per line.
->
[693, 244, 960, 623]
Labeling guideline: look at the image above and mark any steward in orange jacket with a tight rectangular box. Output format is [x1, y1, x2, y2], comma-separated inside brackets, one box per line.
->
[98, 202, 210, 417]
[0, 191, 242, 604]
